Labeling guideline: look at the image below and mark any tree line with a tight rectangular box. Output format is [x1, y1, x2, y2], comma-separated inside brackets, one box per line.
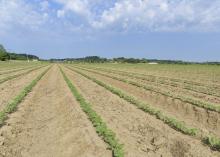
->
[0, 44, 39, 61]
[50, 56, 220, 65]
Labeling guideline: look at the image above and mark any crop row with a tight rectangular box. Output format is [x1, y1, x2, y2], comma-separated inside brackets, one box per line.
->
[60, 67, 124, 157]
[70, 66, 220, 113]
[0, 65, 46, 85]
[77, 65, 220, 97]
[67, 66, 220, 151]
[0, 67, 50, 126]
[0, 65, 36, 75]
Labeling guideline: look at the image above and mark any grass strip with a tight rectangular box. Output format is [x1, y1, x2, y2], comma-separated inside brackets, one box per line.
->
[60, 67, 124, 157]
[68, 67, 220, 151]
[72, 66, 220, 113]
[77, 65, 220, 97]
[0, 65, 46, 85]
[0, 67, 50, 126]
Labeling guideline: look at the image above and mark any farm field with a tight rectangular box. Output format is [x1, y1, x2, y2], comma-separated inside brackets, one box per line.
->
[0, 62, 220, 157]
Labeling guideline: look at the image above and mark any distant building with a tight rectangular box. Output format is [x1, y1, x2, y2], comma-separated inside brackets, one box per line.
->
[148, 62, 158, 64]
[32, 59, 38, 62]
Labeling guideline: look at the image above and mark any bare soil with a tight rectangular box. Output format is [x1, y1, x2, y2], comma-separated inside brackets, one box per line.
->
[0, 65, 111, 157]
[63, 66, 220, 157]
[0, 66, 49, 112]
[75, 68, 220, 137]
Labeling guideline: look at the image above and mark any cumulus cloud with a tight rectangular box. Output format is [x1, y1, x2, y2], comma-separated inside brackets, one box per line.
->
[0, 0, 220, 33]
[0, 0, 48, 33]
[53, 0, 220, 32]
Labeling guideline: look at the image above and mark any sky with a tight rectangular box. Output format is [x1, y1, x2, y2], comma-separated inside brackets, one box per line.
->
[0, 0, 220, 61]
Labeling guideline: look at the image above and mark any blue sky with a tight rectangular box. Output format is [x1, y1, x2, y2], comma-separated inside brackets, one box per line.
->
[0, 0, 220, 61]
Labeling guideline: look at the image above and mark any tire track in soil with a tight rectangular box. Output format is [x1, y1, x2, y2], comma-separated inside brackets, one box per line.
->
[0, 65, 111, 157]
[74, 68, 220, 137]
[63, 66, 220, 157]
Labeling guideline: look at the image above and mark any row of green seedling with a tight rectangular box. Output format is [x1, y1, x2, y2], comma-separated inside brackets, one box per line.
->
[0, 65, 36, 75]
[71, 66, 220, 113]
[0, 65, 46, 85]
[0, 67, 50, 126]
[60, 67, 124, 157]
[75, 65, 220, 98]
[69, 67, 220, 151]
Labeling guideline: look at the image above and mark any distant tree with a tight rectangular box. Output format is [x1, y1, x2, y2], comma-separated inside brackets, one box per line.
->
[0, 44, 9, 61]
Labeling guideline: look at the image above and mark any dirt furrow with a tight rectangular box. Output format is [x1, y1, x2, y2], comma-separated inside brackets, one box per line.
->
[80, 67, 220, 104]
[63, 66, 220, 157]
[77, 65, 220, 101]
[0, 66, 36, 80]
[0, 65, 111, 157]
[72, 68, 220, 137]
[0, 66, 49, 112]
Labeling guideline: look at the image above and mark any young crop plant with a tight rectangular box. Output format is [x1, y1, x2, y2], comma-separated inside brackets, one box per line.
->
[0, 66, 29, 75]
[76, 65, 220, 97]
[0, 67, 50, 126]
[204, 136, 220, 151]
[60, 67, 124, 157]
[71, 66, 220, 113]
[67, 67, 220, 151]
[0, 65, 46, 85]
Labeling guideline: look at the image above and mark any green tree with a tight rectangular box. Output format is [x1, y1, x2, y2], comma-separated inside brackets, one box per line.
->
[0, 44, 9, 61]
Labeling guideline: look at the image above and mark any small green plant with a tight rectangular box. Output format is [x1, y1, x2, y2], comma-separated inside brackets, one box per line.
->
[68, 67, 197, 136]
[204, 136, 220, 151]
[66, 65, 220, 152]
[60, 67, 124, 157]
[0, 65, 46, 84]
[71, 66, 220, 113]
[77, 65, 220, 97]
[0, 67, 50, 126]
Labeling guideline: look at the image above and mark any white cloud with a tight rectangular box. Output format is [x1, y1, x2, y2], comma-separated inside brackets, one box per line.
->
[54, 0, 220, 32]
[1, 0, 220, 33]
[40, 0, 50, 11]
[57, 9, 65, 18]
[0, 0, 48, 33]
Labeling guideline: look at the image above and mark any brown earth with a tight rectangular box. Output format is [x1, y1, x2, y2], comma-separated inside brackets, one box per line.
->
[0, 66, 34, 76]
[72, 67, 220, 138]
[0, 65, 111, 157]
[82, 65, 220, 92]
[77, 66, 220, 103]
[63, 66, 220, 157]
[0, 66, 49, 112]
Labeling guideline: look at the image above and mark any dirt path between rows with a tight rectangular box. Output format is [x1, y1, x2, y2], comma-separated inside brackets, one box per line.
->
[0, 66, 49, 112]
[0, 65, 111, 157]
[77, 68, 220, 137]
[0, 67, 35, 80]
[75, 66, 220, 104]
[63, 66, 220, 157]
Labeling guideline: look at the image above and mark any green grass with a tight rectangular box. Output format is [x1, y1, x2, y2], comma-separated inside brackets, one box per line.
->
[72, 66, 220, 113]
[60, 67, 124, 157]
[0, 67, 50, 126]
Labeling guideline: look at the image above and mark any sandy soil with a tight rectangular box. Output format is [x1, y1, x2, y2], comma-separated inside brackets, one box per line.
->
[0, 66, 36, 79]
[63, 66, 220, 157]
[0, 65, 111, 157]
[77, 66, 220, 104]
[0, 66, 49, 112]
[75, 68, 220, 137]
[0, 66, 34, 76]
